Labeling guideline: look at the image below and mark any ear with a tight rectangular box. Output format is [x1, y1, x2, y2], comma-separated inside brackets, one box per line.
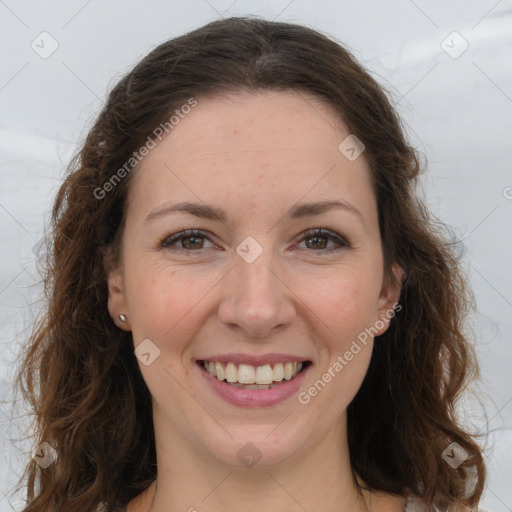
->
[107, 268, 131, 331]
[374, 263, 403, 336]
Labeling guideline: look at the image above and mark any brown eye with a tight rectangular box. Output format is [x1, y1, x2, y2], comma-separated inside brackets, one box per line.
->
[298, 229, 349, 251]
[160, 230, 215, 250]
[305, 234, 328, 250]
[181, 235, 205, 249]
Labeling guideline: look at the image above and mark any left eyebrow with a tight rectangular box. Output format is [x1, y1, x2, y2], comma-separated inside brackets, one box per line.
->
[288, 200, 364, 222]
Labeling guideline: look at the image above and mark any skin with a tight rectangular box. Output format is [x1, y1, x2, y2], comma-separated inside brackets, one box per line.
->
[108, 90, 405, 512]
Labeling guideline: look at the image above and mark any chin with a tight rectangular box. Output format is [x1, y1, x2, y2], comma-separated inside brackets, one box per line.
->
[197, 424, 307, 469]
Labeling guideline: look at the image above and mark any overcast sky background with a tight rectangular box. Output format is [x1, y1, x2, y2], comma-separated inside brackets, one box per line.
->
[0, 1, 511, 511]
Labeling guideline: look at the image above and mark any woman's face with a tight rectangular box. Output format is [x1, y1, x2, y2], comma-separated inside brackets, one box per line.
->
[108, 90, 401, 468]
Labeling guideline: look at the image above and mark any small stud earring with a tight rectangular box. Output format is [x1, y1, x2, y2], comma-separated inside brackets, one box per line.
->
[119, 314, 128, 323]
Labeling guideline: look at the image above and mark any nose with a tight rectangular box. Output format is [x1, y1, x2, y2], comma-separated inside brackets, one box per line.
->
[217, 252, 296, 338]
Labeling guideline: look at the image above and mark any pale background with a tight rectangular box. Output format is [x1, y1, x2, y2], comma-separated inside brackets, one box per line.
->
[0, 1, 511, 510]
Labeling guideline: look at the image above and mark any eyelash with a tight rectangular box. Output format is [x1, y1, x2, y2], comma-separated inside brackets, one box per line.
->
[159, 228, 349, 253]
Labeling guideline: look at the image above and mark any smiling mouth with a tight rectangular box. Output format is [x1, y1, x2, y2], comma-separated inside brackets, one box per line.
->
[197, 360, 311, 390]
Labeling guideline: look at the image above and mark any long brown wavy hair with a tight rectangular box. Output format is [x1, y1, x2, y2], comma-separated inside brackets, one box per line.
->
[14, 16, 486, 512]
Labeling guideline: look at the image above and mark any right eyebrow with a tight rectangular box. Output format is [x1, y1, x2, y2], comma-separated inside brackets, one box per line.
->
[145, 201, 227, 224]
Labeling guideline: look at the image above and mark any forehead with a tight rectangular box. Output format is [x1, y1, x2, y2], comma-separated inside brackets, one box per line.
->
[128, 90, 375, 220]
[155, 90, 345, 167]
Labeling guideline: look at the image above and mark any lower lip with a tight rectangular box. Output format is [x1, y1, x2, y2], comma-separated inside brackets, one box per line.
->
[197, 362, 310, 408]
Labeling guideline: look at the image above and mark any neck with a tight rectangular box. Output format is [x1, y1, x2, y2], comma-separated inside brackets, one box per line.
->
[141, 414, 374, 512]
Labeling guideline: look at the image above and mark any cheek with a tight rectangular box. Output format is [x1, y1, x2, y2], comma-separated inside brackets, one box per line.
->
[124, 261, 221, 346]
[298, 264, 381, 343]
[304, 275, 376, 410]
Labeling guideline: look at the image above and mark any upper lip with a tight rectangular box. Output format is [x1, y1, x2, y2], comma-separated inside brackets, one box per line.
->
[196, 353, 311, 366]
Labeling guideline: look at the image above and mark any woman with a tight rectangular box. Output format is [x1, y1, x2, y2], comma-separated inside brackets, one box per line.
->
[16, 16, 487, 512]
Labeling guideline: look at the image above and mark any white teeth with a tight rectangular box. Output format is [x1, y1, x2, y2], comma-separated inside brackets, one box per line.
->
[229, 383, 275, 390]
[201, 360, 305, 385]
[283, 362, 294, 380]
[225, 362, 237, 383]
[255, 365, 273, 385]
[238, 364, 256, 384]
[273, 363, 284, 381]
[215, 362, 225, 381]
